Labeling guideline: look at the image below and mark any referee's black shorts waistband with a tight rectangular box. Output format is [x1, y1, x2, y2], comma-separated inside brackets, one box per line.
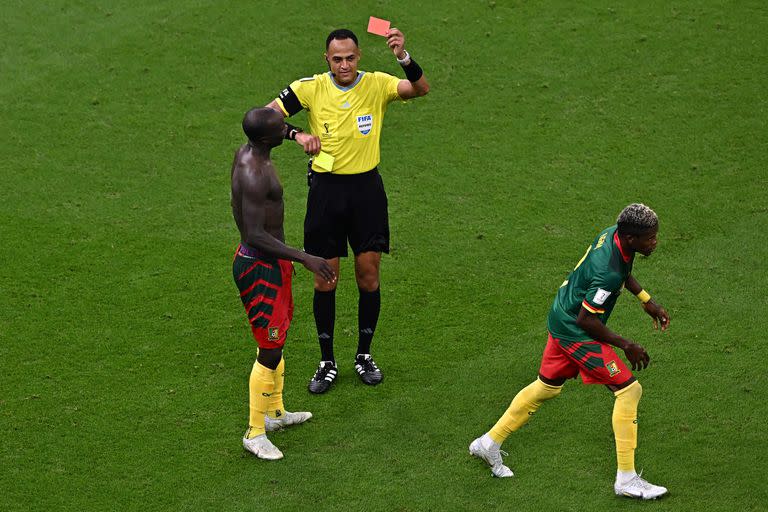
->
[308, 166, 379, 182]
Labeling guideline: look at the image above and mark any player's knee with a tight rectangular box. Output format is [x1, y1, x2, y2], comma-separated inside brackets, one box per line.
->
[534, 377, 563, 400]
[615, 380, 642, 401]
[315, 275, 338, 292]
[356, 274, 379, 291]
[355, 268, 379, 291]
[257, 348, 283, 370]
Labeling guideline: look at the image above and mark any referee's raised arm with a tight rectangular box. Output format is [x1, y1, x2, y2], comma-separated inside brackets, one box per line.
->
[256, 27, 430, 396]
[386, 28, 430, 99]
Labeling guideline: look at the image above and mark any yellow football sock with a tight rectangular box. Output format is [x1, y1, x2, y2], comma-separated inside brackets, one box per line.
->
[246, 361, 275, 439]
[489, 378, 562, 444]
[267, 357, 285, 419]
[613, 380, 642, 472]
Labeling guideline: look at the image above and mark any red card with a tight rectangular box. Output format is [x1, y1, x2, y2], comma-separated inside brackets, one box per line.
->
[367, 16, 390, 36]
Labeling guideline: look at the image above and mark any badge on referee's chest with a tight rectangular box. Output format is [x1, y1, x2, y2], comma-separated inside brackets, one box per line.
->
[321, 120, 335, 138]
[357, 114, 372, 135]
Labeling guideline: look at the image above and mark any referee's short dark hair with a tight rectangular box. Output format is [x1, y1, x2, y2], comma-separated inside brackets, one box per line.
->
[326, 29, 358, 49]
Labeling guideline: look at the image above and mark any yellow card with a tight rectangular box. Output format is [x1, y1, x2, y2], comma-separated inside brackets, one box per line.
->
[314, 151, 335, 172]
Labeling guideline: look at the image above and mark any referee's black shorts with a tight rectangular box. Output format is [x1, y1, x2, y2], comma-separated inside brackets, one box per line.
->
[304, 167, 389, 259]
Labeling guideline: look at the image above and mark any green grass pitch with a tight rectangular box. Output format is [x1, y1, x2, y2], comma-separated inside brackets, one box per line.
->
[2, 1, 767, 510]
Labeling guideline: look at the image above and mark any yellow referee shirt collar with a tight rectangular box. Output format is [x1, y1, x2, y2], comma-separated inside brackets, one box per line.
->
[329, 71, 365, 91]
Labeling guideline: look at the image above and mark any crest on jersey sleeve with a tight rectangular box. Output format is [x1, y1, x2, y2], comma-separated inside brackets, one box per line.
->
[356, 114, 373, 135]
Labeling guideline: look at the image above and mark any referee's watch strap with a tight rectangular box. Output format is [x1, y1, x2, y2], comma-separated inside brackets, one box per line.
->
[285, 123, 302, 141]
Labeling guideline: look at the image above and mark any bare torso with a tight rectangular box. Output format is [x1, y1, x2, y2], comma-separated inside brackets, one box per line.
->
[231, 144, 285, 243]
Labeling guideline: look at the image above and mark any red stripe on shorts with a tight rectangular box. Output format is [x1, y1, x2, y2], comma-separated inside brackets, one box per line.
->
[238, 260, 274, 280]
[239, 278, 279, 298]
[245, 295, 277, 315]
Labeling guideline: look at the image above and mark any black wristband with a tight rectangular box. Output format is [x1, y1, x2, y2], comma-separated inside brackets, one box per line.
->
[285, 123, 302, 140]
[400, 58, 423, 83]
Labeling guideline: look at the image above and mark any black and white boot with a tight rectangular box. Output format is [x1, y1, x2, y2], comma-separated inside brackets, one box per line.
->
[308, 361, 338, 394]
[354, 354, 383, 385]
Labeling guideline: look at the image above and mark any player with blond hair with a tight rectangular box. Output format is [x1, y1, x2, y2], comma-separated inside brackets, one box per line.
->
[470, 203, 670, 500]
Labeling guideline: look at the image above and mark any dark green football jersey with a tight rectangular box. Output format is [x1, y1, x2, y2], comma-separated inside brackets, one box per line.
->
[547, 225, 634, 342]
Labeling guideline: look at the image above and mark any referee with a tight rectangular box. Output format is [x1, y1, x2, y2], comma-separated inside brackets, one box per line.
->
[265, 27, 429, 393]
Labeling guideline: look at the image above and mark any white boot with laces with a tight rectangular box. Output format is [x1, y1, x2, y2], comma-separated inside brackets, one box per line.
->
[469, 434, 514, 478]
[614, 471, 668, 499]
[265, 411, 313, 431]
[242, 434, 283, 460]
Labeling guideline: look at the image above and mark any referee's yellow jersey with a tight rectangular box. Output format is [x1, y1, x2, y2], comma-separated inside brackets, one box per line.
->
[275, 71, 401, 174]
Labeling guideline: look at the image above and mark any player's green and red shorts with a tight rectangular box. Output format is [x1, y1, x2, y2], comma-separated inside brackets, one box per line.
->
[539, 332, 634, 386]
[232, 243, 294, 349]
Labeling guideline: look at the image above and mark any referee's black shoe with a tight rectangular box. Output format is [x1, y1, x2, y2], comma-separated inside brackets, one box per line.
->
[354, 354, 383, 386]
[308, 361, 337, 394]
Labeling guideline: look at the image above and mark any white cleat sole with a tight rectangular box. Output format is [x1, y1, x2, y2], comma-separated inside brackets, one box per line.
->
[615, 489, 668, 500]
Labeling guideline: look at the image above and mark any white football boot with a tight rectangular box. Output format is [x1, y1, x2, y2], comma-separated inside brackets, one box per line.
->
[469, 435, 514, 478]
[242, 434, 283, 460]
[265, 411, 313, 431]
[614, 472, 668, 499]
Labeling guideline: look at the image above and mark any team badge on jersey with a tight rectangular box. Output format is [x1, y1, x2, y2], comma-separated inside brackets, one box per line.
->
[268, 327, 280, 341]
[357, 114, 372, 135]
[606, 360, 620, 377]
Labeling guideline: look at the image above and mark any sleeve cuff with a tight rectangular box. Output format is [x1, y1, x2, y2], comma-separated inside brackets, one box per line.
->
[582, 300, 606, 314]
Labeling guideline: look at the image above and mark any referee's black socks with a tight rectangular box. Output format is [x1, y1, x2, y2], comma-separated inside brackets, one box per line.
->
[314, 289, 336, 363]
[357, 287, 381, 355]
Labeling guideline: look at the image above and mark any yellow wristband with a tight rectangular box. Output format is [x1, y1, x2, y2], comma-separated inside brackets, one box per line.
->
[636, 290, 651, 304]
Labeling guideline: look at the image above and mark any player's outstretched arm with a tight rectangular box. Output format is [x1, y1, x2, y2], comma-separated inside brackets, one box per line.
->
[240, 169, 334, 282]
[387, 28, 430, 99]
[625, 274, 670, 331]
[301, 255, 336, 283]
[576, 308, 650, 371]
